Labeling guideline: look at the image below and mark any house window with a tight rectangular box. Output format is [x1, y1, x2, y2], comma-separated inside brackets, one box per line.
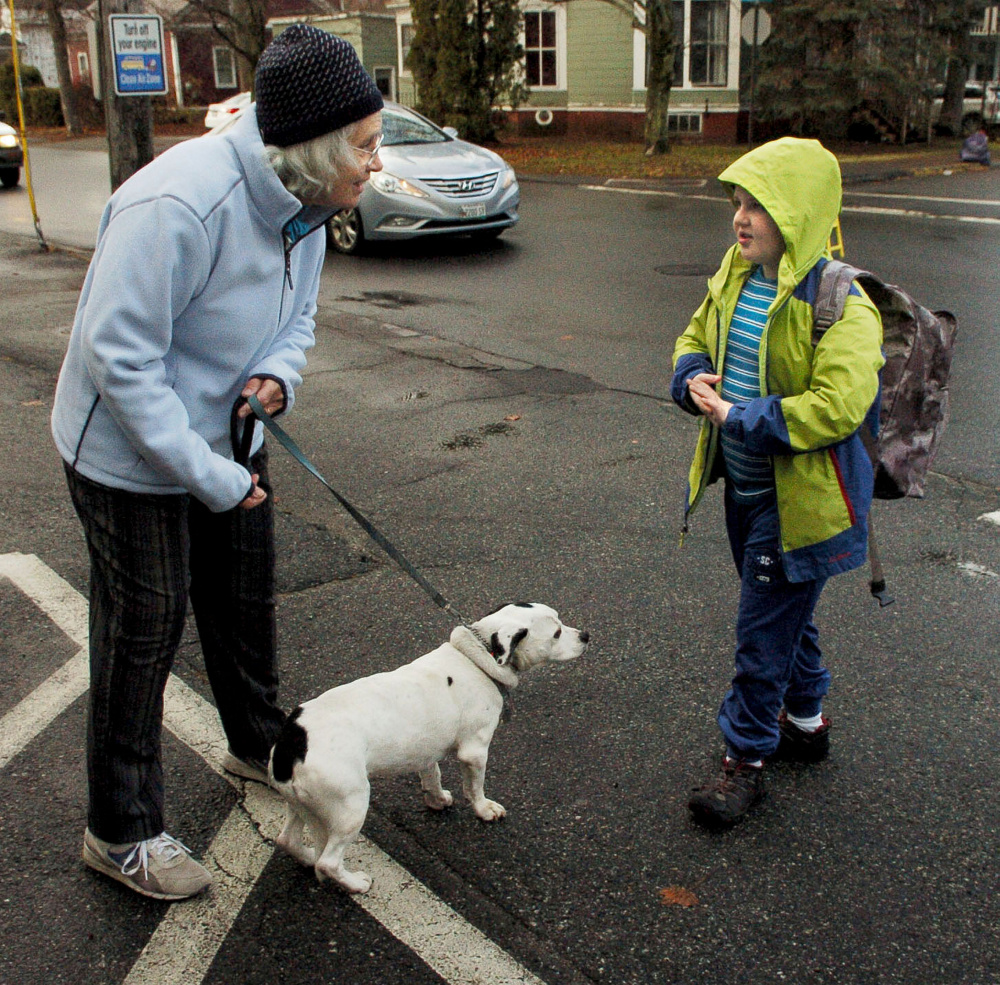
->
[77, 51, 89, 82]
[213, 47, 237, 89]
[635, 0, 731, 90]
[668, 113, 702, 133]
[688, 0, 728, 86]
[524, 10, 557, 87]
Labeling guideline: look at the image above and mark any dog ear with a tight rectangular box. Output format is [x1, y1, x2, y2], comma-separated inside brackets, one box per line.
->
[491, 627, 528, 667]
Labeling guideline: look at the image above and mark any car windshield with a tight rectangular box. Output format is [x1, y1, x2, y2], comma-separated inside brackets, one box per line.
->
[382, 108, 450, 147]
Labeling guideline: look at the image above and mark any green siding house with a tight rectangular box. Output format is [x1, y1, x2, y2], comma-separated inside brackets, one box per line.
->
[389, 0, 743, 141]
[272, 0, 743, 141]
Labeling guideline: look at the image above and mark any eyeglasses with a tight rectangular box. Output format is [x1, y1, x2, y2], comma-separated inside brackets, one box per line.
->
[351, 131, 384, 167]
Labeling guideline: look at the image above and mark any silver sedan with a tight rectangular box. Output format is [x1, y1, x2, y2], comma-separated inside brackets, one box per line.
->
[328, 102, 520, 254]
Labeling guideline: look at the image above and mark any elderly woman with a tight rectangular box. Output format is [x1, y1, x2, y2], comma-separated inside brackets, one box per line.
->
[50, 25, 383, 900]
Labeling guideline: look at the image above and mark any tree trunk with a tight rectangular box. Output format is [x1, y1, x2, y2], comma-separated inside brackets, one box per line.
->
[938, 21, 973, 136]
[43, 0, 82, 136]
[644, 0, 673, 155]
[97, 0, 154, 191]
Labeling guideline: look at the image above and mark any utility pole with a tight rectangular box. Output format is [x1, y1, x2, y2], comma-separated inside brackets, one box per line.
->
[96, 0, 154, 191]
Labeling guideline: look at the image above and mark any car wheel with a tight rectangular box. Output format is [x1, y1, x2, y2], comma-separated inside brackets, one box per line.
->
[0, 167, 19, 188]
[327, 208, 365, 255]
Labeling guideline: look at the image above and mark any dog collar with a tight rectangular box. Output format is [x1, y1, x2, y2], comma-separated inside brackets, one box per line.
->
[466, 625, 514, 723]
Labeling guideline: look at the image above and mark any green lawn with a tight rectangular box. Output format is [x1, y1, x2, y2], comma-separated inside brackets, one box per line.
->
[490, 134, 966, 180]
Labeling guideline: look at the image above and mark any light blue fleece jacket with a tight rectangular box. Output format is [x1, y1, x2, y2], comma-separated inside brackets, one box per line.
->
[51, 106, 329, 512]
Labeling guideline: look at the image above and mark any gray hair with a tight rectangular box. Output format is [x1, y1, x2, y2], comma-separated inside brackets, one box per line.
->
[264, 123, 358, 203]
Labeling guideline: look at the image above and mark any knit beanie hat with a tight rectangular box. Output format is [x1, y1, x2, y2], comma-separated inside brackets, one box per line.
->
[255, 24, 384, 148]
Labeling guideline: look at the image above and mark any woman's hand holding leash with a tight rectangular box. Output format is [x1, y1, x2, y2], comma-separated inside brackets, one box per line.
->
[239, 377, 285, 418]
[237, 377, 284, 509]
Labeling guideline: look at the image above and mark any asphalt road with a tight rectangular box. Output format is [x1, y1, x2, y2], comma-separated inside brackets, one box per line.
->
[1, 147, 1000, 985]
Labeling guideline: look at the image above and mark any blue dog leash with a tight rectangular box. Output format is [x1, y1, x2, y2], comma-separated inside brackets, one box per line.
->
[235, 395, 512, 718]
[239, 394, 465, 621]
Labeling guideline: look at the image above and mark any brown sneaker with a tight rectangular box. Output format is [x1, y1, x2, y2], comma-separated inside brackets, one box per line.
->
[83, 828, 212, 900]
[688, 758, 765, 827]
[773, 710, 831, 763]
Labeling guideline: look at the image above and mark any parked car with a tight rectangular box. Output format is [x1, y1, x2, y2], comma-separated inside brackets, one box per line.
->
[327, 101, 520, 255]
[0, 120, 24, 188]
[930, 82, 1000, 134]
[204, 91, 251, 130]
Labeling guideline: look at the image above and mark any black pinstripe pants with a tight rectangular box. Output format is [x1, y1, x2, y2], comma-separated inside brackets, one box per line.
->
[65, 447, 286, 844]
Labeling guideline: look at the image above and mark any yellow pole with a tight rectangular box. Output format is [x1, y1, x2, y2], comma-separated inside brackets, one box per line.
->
[6, 0, 49, 251]
[829, 217, 845, 258]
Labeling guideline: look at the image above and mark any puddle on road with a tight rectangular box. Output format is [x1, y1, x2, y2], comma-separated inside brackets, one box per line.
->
[486, 366, 604, 396]
[336, 290, 451, 310]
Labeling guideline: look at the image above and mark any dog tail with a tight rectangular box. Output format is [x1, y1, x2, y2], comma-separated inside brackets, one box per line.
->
[270, 705, 308, 785]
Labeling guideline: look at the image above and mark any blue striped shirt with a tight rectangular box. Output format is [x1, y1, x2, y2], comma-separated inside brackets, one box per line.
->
[720, 269, 778, 501]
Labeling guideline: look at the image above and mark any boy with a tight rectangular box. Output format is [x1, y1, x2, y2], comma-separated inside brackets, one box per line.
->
[670, 137, 884, 827]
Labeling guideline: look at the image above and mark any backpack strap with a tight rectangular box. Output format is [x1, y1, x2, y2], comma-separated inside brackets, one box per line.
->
[812, 259, 895, 607]
[812, 259, 866, 342]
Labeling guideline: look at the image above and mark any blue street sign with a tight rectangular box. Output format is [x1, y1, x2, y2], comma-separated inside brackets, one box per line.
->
[109, 15, 167, 96]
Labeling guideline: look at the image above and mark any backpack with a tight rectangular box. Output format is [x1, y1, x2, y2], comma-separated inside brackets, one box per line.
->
[813, 260, 958, 500]
[812, 260, 958, 604]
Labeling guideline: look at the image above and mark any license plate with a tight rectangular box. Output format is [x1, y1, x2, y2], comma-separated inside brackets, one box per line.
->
[460, 203, 486, 218]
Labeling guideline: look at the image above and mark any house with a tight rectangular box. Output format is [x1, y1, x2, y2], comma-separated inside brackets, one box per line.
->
[171, 1, 391, 108]
[268, 10, 398, 98]
[2, 6, 90, 89]
[388, 0, 744, 141]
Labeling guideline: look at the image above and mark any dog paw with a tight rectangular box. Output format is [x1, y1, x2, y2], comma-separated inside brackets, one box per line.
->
[340, 870, 373, 894]
[423, 789, 454, 810]
[475, 799, 507, 822]
[316, 865, 372, 894]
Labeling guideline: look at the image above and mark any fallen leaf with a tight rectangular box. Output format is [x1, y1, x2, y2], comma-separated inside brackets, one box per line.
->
[559, 334, 574, 341]
[21, 399, 43, 407]
[504, 414, 521, 422]
[659, 885, 699, 907]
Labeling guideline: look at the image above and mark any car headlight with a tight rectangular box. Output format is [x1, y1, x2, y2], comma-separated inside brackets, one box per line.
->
[501, 167, 516, 190]
[369, 172, 429, 199]
[0, 135, 17, 149]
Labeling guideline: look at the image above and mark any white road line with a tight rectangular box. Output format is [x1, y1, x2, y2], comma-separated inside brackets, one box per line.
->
[0, 553, 89, 770]
[580, 182, 1000, 224]
[1, 552, 549, 985]
[0, 552, 88, 647]
[579, 183, 724, 204]
[841, 203, 1000, 224]
[844, 190, 1000, 206]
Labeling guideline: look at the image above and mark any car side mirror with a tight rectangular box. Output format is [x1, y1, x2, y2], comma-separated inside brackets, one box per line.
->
[442, 126, 458, 138]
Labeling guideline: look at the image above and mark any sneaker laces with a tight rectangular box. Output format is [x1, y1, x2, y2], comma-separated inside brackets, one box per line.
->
[117, 833, 191, 880]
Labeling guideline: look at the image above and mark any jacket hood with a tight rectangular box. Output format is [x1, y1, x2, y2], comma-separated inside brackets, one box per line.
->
[717, 137, 842, 288]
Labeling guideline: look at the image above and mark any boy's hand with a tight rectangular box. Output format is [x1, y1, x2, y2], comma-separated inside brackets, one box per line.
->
[687, 373, 733, 427]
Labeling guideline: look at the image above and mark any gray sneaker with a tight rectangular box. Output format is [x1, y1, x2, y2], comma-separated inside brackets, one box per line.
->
[222, 749, 270, 785]
[83, 828, 212, 900]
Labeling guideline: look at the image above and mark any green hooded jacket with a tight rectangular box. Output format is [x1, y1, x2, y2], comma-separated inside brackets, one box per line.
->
[671, 137, 885, 583]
